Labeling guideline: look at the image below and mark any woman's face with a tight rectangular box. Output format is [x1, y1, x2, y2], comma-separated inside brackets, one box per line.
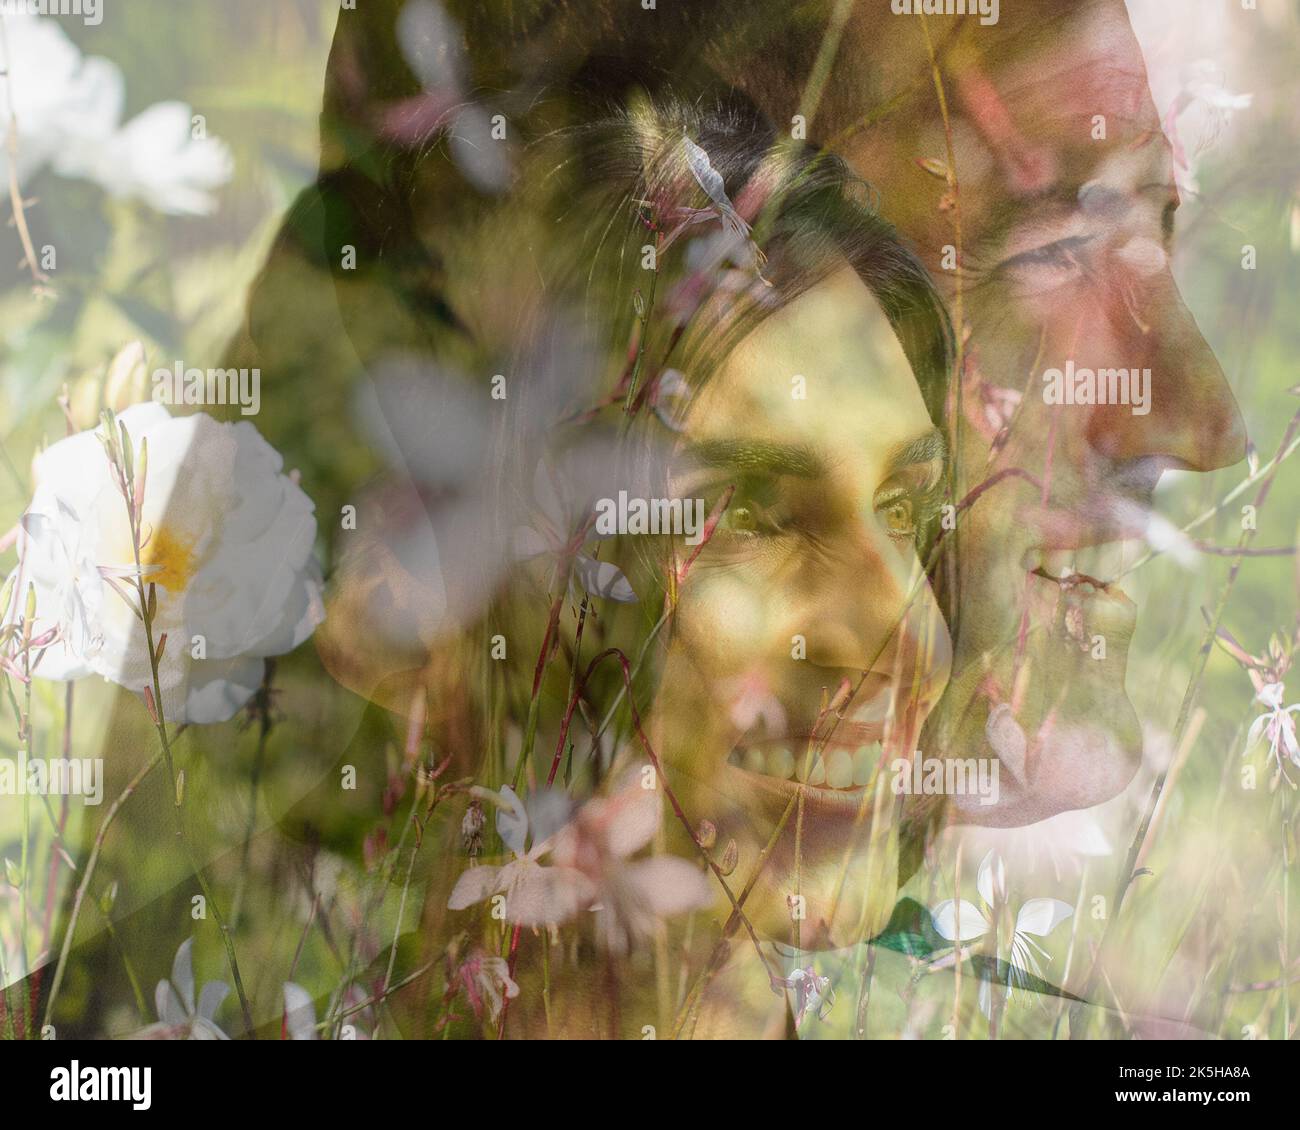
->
[652, 265, 952, 949]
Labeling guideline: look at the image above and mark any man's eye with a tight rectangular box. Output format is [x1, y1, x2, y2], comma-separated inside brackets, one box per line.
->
[998, 234, 1092, 275]
[997, 234, 1092, 289]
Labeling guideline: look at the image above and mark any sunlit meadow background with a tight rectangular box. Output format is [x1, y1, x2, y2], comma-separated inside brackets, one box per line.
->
[0, 0, 1297, 1038]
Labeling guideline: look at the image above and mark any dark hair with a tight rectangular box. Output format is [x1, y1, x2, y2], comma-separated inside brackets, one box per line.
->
[545, 94, 953, 429]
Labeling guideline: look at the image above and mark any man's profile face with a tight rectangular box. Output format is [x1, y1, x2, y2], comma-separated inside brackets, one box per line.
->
[757, 0, 1246, 824]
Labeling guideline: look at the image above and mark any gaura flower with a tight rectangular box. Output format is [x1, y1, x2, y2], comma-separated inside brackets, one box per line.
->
[1246, 682, 1300, 784]
[388, 0, 512, 192]
[448, 777, 712, 947]
[550, 774, 714, 953]
[447, 785, 593, 927]
[931, 850, 1073, 1018]
[452, 949, 520, 1025]
[1214, 628, 1300, 785]
[513, 458, 637, 604]
[778, 965, 835, 1028]
[658, 136, 765, 272]
[6, 402, 324, 723]
[137, 938, 229, 1040]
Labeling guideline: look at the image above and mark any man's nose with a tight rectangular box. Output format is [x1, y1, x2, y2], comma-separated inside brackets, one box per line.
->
[1085, 268, 1247, 471]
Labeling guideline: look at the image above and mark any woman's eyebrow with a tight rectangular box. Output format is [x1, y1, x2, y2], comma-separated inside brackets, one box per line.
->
[681, 438, 825, 478]
[884, 428, 948, 477]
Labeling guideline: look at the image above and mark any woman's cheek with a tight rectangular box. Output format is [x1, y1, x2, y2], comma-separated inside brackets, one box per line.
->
[674, 567, 781, 673]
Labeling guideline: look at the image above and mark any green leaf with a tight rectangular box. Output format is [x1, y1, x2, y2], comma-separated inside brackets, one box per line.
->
[969, 955, 1086, 1004]
[868, 897, 945, 957]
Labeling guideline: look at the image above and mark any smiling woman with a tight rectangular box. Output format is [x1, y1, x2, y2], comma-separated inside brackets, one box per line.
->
[304, 89, 958, 1034]
[659, 261, 953, 952]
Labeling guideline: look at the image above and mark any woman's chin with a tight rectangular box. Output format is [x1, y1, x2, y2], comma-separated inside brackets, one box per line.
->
[666, 757, 904, 950]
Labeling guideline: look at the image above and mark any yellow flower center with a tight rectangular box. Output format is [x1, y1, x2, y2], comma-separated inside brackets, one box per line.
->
[141, 525, 198, 593]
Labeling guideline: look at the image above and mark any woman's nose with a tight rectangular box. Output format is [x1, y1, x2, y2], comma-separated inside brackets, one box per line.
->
[1084, 266, 1247, 471]
[798, 530, 952, 692]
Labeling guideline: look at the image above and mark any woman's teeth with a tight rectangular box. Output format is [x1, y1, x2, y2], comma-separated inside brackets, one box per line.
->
[728, 741, 883, 789]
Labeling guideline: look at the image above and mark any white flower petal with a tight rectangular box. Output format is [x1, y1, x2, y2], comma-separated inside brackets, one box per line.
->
[196, 980, 229, 1023]
[449, 104, 512, 194]
[155, 980, 187, 1028]
[396, 0, 465, 92]
[498, 860, 593, 926]
[282, 981, 317, 1040]
[170, 938, 196, 1016]
[623, 857, 712, 917]
[188, 1016, 230, 1040]
[495, 786, 529, 856]
[1257, 683, 1285, 710]
[447, 864, 503, 910]
[931, 899, 988, 942]
[977, 850, 1005, 909]
[1014, 897, 1074, 938]
[172, 657, 266, 725]
[573, 554, 637, 603]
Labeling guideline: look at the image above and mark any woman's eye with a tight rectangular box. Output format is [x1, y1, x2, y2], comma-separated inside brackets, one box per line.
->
[878, 496, 916, 539]
[728, 505, 759, 532]
[720, 500, 782, 537]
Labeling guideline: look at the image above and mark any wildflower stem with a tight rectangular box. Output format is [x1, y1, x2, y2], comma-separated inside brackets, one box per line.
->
[0, 17, 50, 288]
[313, 959, 438, 1034]
[18, 606, 32, 1034]
[670, 790, 798, 1038]
[229, 668, 274, 930]
[101, 912, 149, 1020]
[1283, 811, 1292, 1039]
[378, 839, 420, 1039]
[623, 269, 659, 419]
[43, 748, 163, 1031]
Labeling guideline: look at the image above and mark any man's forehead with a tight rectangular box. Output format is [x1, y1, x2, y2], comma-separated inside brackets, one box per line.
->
[882, 4, 1172, 218]
[988, 6, 1161, 134]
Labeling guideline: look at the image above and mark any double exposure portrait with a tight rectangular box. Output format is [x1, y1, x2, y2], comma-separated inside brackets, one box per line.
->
[1, 0, 1298, 1073]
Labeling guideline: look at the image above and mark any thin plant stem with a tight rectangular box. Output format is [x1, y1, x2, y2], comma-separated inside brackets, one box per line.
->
[43, 749, 163, 1030]
[0, 16, 50, 288]
[230, 669, 274, 930]
[101, 912, 148, 1020]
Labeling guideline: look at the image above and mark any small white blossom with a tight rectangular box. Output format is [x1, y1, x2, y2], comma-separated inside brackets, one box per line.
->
[1246, 681, 1300, 784]
[137, 938, 229, 1040]
[932, 851, 1074, 1018]
[0, 14, 232, 215]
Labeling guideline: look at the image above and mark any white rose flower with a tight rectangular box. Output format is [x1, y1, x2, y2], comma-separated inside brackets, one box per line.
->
[6, 403, 324, 723]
